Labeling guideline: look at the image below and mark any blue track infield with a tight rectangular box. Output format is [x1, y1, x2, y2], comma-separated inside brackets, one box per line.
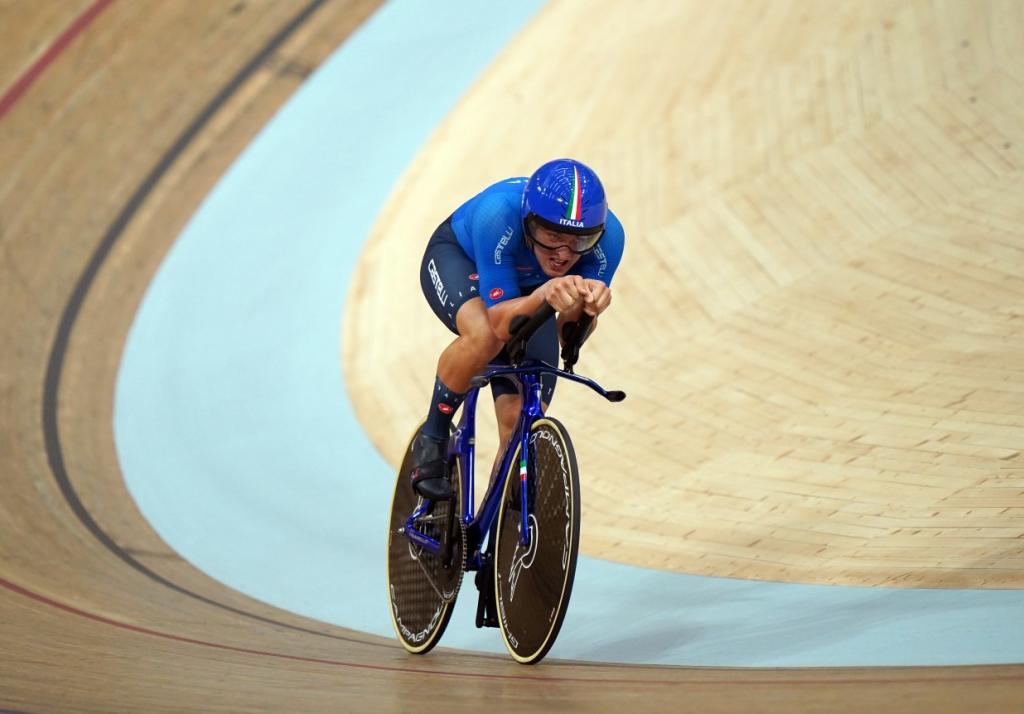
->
[113, 0, 1024, 667]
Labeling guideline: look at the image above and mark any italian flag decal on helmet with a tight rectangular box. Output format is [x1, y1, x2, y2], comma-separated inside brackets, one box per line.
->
[565, 165, 583, 222]
[522, 157, 607, 236]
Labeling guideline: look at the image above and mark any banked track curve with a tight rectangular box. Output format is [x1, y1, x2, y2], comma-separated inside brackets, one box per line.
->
[1, 1, 1022, 712]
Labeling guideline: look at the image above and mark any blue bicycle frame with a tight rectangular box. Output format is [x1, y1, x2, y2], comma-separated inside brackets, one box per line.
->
[402, 357, 621, 569]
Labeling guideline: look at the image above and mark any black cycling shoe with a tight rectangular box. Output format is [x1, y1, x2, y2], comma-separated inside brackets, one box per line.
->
[410, 432, 451, 501]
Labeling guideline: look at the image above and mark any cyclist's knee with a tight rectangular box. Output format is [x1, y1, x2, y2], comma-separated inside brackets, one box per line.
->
[468, 328, 502, 360]
[457, 307, 502, 359]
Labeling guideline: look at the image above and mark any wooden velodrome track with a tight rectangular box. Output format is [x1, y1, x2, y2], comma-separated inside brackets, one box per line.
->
[2, 0, 1022, 711]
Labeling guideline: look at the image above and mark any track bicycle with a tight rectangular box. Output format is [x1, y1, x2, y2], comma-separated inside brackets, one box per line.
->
[386, 303, 625, 664]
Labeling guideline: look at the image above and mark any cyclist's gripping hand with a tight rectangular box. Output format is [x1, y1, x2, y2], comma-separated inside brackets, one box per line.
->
[543, 275, 591, 313]
[580, 279, 611, 317]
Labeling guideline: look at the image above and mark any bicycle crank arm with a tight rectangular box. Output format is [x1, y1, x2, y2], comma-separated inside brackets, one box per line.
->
[402, 525, 442, 555]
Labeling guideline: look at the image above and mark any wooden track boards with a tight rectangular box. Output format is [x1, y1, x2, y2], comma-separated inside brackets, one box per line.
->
[345, 0, 1024, 589]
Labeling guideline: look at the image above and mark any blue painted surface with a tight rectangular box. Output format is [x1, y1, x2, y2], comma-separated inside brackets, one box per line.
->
[113, 0, 1024, 666]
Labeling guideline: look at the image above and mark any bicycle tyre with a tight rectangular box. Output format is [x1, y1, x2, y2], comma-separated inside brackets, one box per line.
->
[493, 417, 580, 664]
[386, 425, 465, 654]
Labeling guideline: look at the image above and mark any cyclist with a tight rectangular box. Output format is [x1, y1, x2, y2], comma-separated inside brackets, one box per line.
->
[412, 158, 625, 500]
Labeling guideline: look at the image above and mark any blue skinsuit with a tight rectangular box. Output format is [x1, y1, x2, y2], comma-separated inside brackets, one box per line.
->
[450, 178, 625, 307]
[418, 176, 625, 403]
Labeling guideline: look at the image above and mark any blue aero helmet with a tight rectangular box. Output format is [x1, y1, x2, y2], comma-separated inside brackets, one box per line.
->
[522, 158, 607, 254]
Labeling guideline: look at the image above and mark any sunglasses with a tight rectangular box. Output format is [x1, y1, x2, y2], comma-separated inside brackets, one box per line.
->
[527, 223, 604, 255]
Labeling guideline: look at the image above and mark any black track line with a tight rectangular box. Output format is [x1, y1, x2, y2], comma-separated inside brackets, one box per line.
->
[40, 0, 390, 648]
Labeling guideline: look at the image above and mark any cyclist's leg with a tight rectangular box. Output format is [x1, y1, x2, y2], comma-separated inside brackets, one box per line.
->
[414, 218, 502, 498]
[419, 218, 503, 392]
[488, 314, 559, 481]
[439, 299, 503, 392]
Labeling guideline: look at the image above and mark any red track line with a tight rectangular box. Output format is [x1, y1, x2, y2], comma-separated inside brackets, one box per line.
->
[2, 576, 1021, 686]
[0, 0, 116, 120]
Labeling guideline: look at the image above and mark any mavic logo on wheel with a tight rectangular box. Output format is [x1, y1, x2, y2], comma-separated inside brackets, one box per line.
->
[508, 514, 538, 601]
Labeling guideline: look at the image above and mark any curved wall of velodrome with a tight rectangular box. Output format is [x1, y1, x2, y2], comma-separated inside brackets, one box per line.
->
[114, 1, 1023, 666]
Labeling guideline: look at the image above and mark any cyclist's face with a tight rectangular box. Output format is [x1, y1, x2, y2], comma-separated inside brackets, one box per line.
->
[531, 225, 582, 277]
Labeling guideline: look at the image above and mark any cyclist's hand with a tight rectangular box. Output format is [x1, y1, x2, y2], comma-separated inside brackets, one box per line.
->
[581, 279, 611, 317]
[544, 275, 590, 313]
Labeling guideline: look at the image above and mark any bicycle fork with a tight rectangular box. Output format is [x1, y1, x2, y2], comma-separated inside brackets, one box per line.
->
[516, 373, 544, 548]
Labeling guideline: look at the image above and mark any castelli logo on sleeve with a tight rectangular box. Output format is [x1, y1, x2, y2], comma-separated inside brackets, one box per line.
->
[493, 225, 514, 264]
[438, 403, 454, 415]
[489, 288, 504, 300]
[469, 273, 478, 281]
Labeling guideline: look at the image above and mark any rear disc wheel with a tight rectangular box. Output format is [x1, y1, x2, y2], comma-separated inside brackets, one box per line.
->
[386, 426, 465, 654]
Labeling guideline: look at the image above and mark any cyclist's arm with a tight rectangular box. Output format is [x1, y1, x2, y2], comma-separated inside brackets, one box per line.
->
[486, 290, 549, 342]
[488, 276, 604, 342]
